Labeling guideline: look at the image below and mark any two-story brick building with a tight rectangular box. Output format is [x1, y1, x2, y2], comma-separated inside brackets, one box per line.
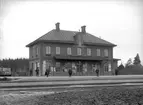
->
[26, 23, 120, 76]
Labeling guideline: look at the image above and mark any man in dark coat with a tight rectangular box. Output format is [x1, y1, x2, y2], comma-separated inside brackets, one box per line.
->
[45, 68, 50, 77]
[35, 67, 39, 76]
[115, 68, 118, 76]
[68, 68, 72, 77]
[96, 69, 99, 77]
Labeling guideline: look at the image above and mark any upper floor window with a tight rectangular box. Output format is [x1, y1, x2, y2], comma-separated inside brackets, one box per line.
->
[56, 47, 60, 55]
[97, 49, 100, 56]
[87, 48, 91, 56]
[46, 46, 51, 55]
[67, 47, 71, 55]
[35, 47, 39, 57]
[30, 47, 34, 58]
[77, 48, 82, 56]
[104, 49, 108, 57]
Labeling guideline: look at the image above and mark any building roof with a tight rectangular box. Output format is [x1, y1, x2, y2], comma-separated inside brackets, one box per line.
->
[26, 29, 116, 47]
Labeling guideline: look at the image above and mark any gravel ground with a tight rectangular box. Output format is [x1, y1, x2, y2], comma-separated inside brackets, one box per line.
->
[1, 86, 143, 105]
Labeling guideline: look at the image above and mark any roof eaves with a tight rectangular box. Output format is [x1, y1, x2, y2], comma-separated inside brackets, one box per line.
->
[84, 42, 116, 47]
[42, 40, 75, 44]
[26, 40, 40, 47]
[113, 58, 121, 61]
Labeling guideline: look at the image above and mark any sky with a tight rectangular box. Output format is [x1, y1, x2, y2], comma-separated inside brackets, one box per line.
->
[0, 0, 143, 65]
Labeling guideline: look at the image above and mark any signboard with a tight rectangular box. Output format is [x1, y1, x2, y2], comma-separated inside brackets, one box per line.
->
[0, 67, 11, 76]
[108, 63, 111, 71]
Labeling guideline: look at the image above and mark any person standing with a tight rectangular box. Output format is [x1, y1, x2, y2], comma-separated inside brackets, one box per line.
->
[45, 67, 50, 77]
[68, 68, 72, 77]
[30, 69, 33, 76]
[96, 69, 99, 77]
[35, 67, 39, 76]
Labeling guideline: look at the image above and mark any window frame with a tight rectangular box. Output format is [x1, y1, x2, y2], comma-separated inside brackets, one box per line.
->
[56, 47, 60, 55]
[67, 47, 72, 55]
[45, 46, 51, 55]
[87, 48, 91, 56]
[77, 48, 82, 56]
[55, 62, 61, 72]
[104, 49, 108, 57]
[97, 49, 100, 56]
[35, 47, 39, 57]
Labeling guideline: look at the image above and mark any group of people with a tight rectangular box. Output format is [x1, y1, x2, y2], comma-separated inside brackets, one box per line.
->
[30, 67, 39, 76]
[30, 67, 100, 77]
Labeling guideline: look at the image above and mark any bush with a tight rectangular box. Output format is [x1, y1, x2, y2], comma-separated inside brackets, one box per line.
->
[118, 65, 143, 75]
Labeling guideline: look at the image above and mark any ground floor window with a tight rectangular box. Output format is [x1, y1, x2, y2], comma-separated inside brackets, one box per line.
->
[83, 63, 87, 73]
[55, 62, 61, 72]
[104, 64, 109, 72]
[72, 62, 77, 73]
[92, 63, 100, 72]
[104, 62, 111, 72]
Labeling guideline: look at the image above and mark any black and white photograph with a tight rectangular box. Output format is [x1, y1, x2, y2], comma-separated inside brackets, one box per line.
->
[0, 0, 143, 104]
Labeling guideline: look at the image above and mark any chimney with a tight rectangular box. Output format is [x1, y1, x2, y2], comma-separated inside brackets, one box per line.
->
[55, 22, 60, 31]
[81, 25, 86, 33]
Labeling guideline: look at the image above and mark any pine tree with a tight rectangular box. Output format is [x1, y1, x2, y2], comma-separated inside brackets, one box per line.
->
[125, 58, 132, 68]
[133, 53, 141, 65]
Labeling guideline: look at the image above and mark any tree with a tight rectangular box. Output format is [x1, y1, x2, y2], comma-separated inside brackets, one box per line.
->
[133, 53, 141, 65]
[115, 63, 125, 75]
[118, 63, 125, 70]
[125, 58, 133, 68]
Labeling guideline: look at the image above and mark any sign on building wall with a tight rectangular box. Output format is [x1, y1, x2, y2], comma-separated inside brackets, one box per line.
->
[108, 63, 111, 71]
[34, 63, 36, 70]
[72, 62, 77, 73]
[37, 62, 40, 67]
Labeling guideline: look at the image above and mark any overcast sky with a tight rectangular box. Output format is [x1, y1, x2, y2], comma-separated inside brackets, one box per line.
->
[0, 0, 143, 65]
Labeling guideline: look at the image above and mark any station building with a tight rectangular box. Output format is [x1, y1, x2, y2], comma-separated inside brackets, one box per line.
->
[26, 23, 120, 76]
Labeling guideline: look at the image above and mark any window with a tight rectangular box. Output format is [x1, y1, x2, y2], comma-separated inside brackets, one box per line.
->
[56, 47, 60, 55]
[36, 47, 39, 57]
[97, 49, 100, 56]
[104, 49, 108, 57]
[46, 46, 51, 55]
[104, 63, 108, 72]
[104, 63, 111, 72]
[87, 48, 91, 56]
[30, 48, 34, 58]
[104, 65, 108, 72]
[77, 48, 82, 55]
[67, 47, 71, 55]
[56, 62, 61, 72]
